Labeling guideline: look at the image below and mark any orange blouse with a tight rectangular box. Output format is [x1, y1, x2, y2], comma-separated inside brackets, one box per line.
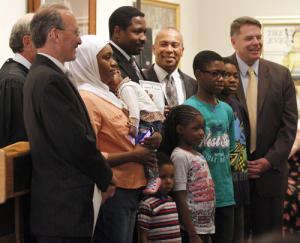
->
[80, 90, 146, 189]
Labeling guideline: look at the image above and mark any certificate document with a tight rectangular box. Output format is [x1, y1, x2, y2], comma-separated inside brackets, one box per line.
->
[139, 80, 165, 114]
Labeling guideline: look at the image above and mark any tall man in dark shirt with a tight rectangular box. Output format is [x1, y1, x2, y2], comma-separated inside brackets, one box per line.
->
[109, 6, 147, 82]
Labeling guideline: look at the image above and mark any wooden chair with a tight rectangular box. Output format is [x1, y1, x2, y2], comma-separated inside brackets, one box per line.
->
[0, 142, 31, 243]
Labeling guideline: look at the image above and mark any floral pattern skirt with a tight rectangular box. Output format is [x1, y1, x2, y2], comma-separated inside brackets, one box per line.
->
[283, 151, 300, 235]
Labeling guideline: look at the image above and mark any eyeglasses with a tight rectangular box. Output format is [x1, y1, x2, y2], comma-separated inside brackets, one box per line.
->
[57, 28, 81, 37]
[224, 72, 239, 79]
[200, 70, 227, 78]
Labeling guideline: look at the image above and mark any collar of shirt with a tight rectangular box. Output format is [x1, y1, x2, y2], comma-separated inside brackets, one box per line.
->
[153, 63, 179, 82]
[172, 68, 181, 79]
[154, 63, 186, 103]
[236, 53, 259, 77]
[109, 40, 131, 61]
[38, 53, 68, 74]
[13, 53, 31, 70]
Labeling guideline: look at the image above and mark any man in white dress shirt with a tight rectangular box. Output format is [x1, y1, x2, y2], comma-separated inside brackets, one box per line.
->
[144, 27, 197, 115]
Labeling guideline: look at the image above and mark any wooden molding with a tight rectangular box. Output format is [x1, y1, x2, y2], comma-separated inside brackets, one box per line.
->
[89, 0, 96, 34]
[28, 0, 40, 12]
[27, 0, 96, 34]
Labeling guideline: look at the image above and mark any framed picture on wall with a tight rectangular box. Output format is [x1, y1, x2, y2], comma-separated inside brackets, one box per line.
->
[133, 0, 180, 68]
[257, 16, 300, 81]
[28, 0, 96, 35]
[140, 0, 180, 43]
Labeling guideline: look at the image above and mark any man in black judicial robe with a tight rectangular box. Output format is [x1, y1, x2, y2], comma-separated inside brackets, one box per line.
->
[0, 13, 36, 148]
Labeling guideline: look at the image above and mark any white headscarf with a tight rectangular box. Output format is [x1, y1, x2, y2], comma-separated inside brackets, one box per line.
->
[68, 35, 123, 109]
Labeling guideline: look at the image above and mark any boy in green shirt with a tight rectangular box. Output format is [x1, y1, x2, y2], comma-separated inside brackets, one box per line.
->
[184, 50, 235, 243]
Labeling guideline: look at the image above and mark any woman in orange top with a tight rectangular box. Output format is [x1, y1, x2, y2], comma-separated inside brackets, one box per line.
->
[68, 35, 161, 243]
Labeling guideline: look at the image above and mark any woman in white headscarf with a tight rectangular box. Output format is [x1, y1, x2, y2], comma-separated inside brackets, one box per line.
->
[68, 35, 160, 243]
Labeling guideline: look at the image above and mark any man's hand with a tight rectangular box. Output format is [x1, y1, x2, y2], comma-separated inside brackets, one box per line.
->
[101, 175, 117, 205]
[248, 158, 271, 179]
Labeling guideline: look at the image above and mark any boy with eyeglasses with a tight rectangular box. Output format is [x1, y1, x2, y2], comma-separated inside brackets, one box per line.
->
[219, 58, 250, 243]
[184, 50, 235, 243]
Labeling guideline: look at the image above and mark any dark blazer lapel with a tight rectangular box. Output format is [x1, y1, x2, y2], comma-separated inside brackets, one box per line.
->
[135, 57, 146, 80]
[110, 44, 145, 80]
[231, 54, 248, 115]
[179, 69, 196, 98]
[179, 69, 189, 91]
[257, 59, 270, 115]
[144, 64, 169, 104]
[236, 79, 247, 113]
[144, 64, 159, 83]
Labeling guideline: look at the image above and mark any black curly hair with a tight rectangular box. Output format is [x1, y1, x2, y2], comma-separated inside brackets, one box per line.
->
[159, 105, 203, 156]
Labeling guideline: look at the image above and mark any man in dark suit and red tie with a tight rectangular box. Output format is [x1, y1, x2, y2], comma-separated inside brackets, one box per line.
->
[23, 4, 116, 243]
[229, 16, 298, 241]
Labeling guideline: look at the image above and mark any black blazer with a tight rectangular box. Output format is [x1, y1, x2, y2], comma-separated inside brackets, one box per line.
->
[144, 64, 198, 105]
[23, 54, 113, 237]
[110, 43, 146, 82]
[230, 54, 298, 197]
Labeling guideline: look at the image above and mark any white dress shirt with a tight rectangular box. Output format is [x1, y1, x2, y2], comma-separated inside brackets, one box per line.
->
[13, 53, 31, 69]
[153, 64, 186, 104]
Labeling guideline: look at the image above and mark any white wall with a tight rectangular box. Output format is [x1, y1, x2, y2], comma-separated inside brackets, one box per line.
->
[97, 0, 133, 39]
[2, 0, 300, 76]
[1, 0, 26, 66]
[196, 0, 300, 56]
